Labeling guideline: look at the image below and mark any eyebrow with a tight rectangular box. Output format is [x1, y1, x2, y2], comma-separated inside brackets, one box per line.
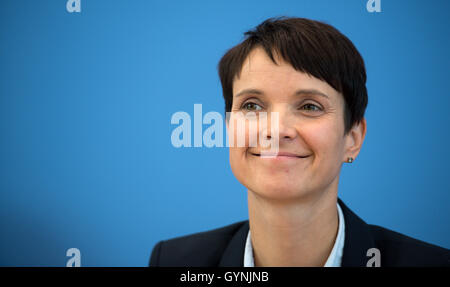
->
[235, 88, 330, 99]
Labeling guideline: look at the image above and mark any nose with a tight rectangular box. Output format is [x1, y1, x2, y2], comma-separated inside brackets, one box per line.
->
[263, 107, 298, 142]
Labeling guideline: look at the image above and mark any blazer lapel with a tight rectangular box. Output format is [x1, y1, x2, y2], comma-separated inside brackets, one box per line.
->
[218, 220, 249, 267]
[338, 198, 377, 267]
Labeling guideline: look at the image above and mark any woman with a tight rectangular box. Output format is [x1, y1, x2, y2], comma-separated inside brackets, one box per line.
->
[150, 17, 449, 267]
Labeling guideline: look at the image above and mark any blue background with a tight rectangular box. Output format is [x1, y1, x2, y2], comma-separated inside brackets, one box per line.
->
[1, 0, 449, 266]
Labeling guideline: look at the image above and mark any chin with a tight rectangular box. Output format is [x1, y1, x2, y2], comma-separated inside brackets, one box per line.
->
[248, 180, 312, 201]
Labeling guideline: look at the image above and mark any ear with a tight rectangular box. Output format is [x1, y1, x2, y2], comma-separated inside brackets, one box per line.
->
[343, 118, 367, 162]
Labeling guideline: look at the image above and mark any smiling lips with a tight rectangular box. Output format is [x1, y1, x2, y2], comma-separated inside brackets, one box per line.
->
[250, 151, 311, 158]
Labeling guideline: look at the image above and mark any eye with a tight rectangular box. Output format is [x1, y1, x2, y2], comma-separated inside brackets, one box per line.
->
[300, 103, 322, 112]
[242, 102, 263, 111]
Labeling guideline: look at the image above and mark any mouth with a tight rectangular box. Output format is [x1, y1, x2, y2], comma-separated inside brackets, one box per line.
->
[249, 152, 311, 158]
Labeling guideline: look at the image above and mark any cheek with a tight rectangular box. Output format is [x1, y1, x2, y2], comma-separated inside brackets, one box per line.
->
[302, 120, 344, 160]
[229, 146, 249, 185]
[227, 115, 259, 148]
[229, 147, 244, 165]
[227, 116, 250, 178]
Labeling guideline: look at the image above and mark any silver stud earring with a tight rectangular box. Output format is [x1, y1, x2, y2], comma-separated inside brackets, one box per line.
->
[347, 157, 353, 163]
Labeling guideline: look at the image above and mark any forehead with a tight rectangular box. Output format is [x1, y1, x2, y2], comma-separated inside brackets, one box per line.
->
[233, 47, 340, 101]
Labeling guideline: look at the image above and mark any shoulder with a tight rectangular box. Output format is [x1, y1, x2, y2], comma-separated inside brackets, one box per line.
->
[338, 198, 449, 266]
[368, 224, 450, 266]
[149, 221, 248, 267]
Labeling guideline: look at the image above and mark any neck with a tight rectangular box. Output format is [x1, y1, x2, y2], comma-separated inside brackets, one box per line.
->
[247, 185, 339, 267]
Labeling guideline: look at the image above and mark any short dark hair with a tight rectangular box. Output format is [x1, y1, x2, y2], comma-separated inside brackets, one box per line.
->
[217, 16, 368, 134]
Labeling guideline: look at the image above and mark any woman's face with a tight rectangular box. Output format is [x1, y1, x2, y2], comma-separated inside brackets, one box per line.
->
[228, 47, 364, 201]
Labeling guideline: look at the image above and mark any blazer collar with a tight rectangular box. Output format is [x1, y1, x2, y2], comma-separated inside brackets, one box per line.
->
[218, 198, 376, 267]
[338, 198, 376, 267]
[218, 220, 249, 266]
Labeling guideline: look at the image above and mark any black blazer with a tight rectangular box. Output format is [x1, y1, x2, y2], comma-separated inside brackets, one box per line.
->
[150, 199, 450, 267]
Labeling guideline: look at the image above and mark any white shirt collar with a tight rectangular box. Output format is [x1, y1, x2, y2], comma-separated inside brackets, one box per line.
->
[244, 202, 345, 267]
